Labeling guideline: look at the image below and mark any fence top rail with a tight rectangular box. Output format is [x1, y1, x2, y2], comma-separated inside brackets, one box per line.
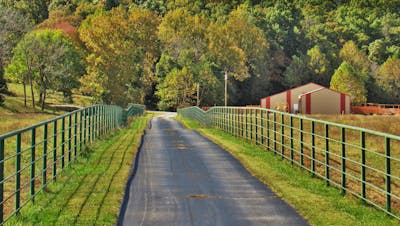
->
[0, 104, 124, 140]
[179, 106, 400, 141]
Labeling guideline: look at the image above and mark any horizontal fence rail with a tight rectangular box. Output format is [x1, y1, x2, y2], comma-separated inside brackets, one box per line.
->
[0, 103, 145, 224]
[178, 106, 400, 220]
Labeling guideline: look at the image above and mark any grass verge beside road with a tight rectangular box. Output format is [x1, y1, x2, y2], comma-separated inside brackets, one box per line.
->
[6, 114, 152, 226]
[177, 116, 398, 226]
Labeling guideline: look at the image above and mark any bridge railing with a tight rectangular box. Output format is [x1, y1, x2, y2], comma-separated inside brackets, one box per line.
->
[178, 106, 400, 219]
[0, 103, 145, 224]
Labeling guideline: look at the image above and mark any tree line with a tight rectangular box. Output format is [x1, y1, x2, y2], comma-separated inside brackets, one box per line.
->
[0, 0, 399, 110]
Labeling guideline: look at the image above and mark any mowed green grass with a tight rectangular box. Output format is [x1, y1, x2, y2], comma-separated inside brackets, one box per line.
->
[0, 83, 94, 134]
[6, 114, 152, 225]
[177, 116, 398, 226]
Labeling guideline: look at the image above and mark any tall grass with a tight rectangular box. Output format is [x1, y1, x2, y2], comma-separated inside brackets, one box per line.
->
[312, 114, 400, 136]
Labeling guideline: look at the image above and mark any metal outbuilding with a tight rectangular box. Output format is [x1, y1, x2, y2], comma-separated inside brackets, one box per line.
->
[260, 83, 324, 113]
[260, 82, 351, 114]
[298, 87, 351, 114]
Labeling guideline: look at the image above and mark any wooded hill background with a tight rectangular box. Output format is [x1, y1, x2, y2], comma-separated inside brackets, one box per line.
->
[1, 0, 399, 110]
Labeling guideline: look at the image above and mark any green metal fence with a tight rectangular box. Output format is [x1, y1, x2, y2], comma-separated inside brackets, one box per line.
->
[0, 104, 145, 224]
[178, 106, 400, 220]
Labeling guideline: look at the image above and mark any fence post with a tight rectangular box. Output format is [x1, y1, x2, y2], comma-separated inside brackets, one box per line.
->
[15, 134, 21, 213]
[61, 117, 65, 169]
[281, 114, 285, 159]
[0, 138, 4, 223]
[235, 108, 238, 137]
[88, 108, 92, 143]
[361, 131, 366, 199]
[221, 108, 224, 131]
[250, 109, 253, 142]
[42, 124, 48, 187]
[112, 107, 115, 128]
[255, 109, 258, 143]
[30, 127, 36, 201]
[273, 112, 277, 154]
[325, 124, 330, 186]
[91, 107, 95, 142]
[122, 109, 128, 127]
[228, 108, 231, 134]
[96, 105, 100, 137]
[243, 108, 246, 140]
[101, 105, 105, 135]
[300, 118, 304, 167]
[74, 113, 78, 159]
[290, 116, 294, 165]
[52, 120, 58, 181]
[84, 109, 87, 146]
[230, 108, 233, 135]
[106, 107, 110, 133]
[261, 110, 264, 145]
[68, 115, 72, 165]
[341, 127, 346, 194]
[267, 112, 270, 149]
[79, 111, 83, 152]
[385, 137, 391, 213]
[311, 121, 315, 175]
[226, 108, 228, 133]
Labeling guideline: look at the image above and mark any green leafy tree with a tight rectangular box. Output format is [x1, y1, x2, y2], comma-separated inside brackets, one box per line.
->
[157, 8, 218, 106]
[207, 5, 269, 81]
[381, 13, 400, 46]
[368, 39, 388, 64]
[283, 54, 311, 88]
[339, 41, 371, 89]
[5, 29, 82, 110]
[330, 61, 367, 105]
[375, 56, 400, 101]
[156, 67, 196, 110]
[79, 6, 160, 105]
[1, 0, 50, 24]
[0, 6, 33, 94]
[307, 45, 331, 85]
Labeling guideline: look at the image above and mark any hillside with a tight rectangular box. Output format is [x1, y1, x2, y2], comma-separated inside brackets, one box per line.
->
[0, 83, 93, 134]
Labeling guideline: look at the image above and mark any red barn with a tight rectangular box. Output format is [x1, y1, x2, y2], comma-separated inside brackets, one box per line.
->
[260, 83, 324, 113]
[260, 83, 351, 114]
[298, 87, 351, 114]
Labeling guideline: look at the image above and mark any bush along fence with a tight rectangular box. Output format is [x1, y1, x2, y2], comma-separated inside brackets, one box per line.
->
[178, 106, 400, 220]
[0, 104, 145, 224]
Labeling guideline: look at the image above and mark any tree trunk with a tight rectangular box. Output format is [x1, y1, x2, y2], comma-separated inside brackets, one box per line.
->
[30, 77, 35, 108]
[23, 82, 27, 107]
[39, 92, 43, 105]
[0, 59, 8, 94]
[41, 88, 46, 111]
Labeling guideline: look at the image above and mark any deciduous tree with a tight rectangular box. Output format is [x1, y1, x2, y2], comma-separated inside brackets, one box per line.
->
[330, 61, 367, 105]
[5, 29, 82, 110]
[79, 6, 160, 105]
[0, 7, 32, 94]
[375, 56, 400, 101]
[156, 67, 196, 110]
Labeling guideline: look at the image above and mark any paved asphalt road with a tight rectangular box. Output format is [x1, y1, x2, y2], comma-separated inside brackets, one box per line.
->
[118, 113, 309, 226]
